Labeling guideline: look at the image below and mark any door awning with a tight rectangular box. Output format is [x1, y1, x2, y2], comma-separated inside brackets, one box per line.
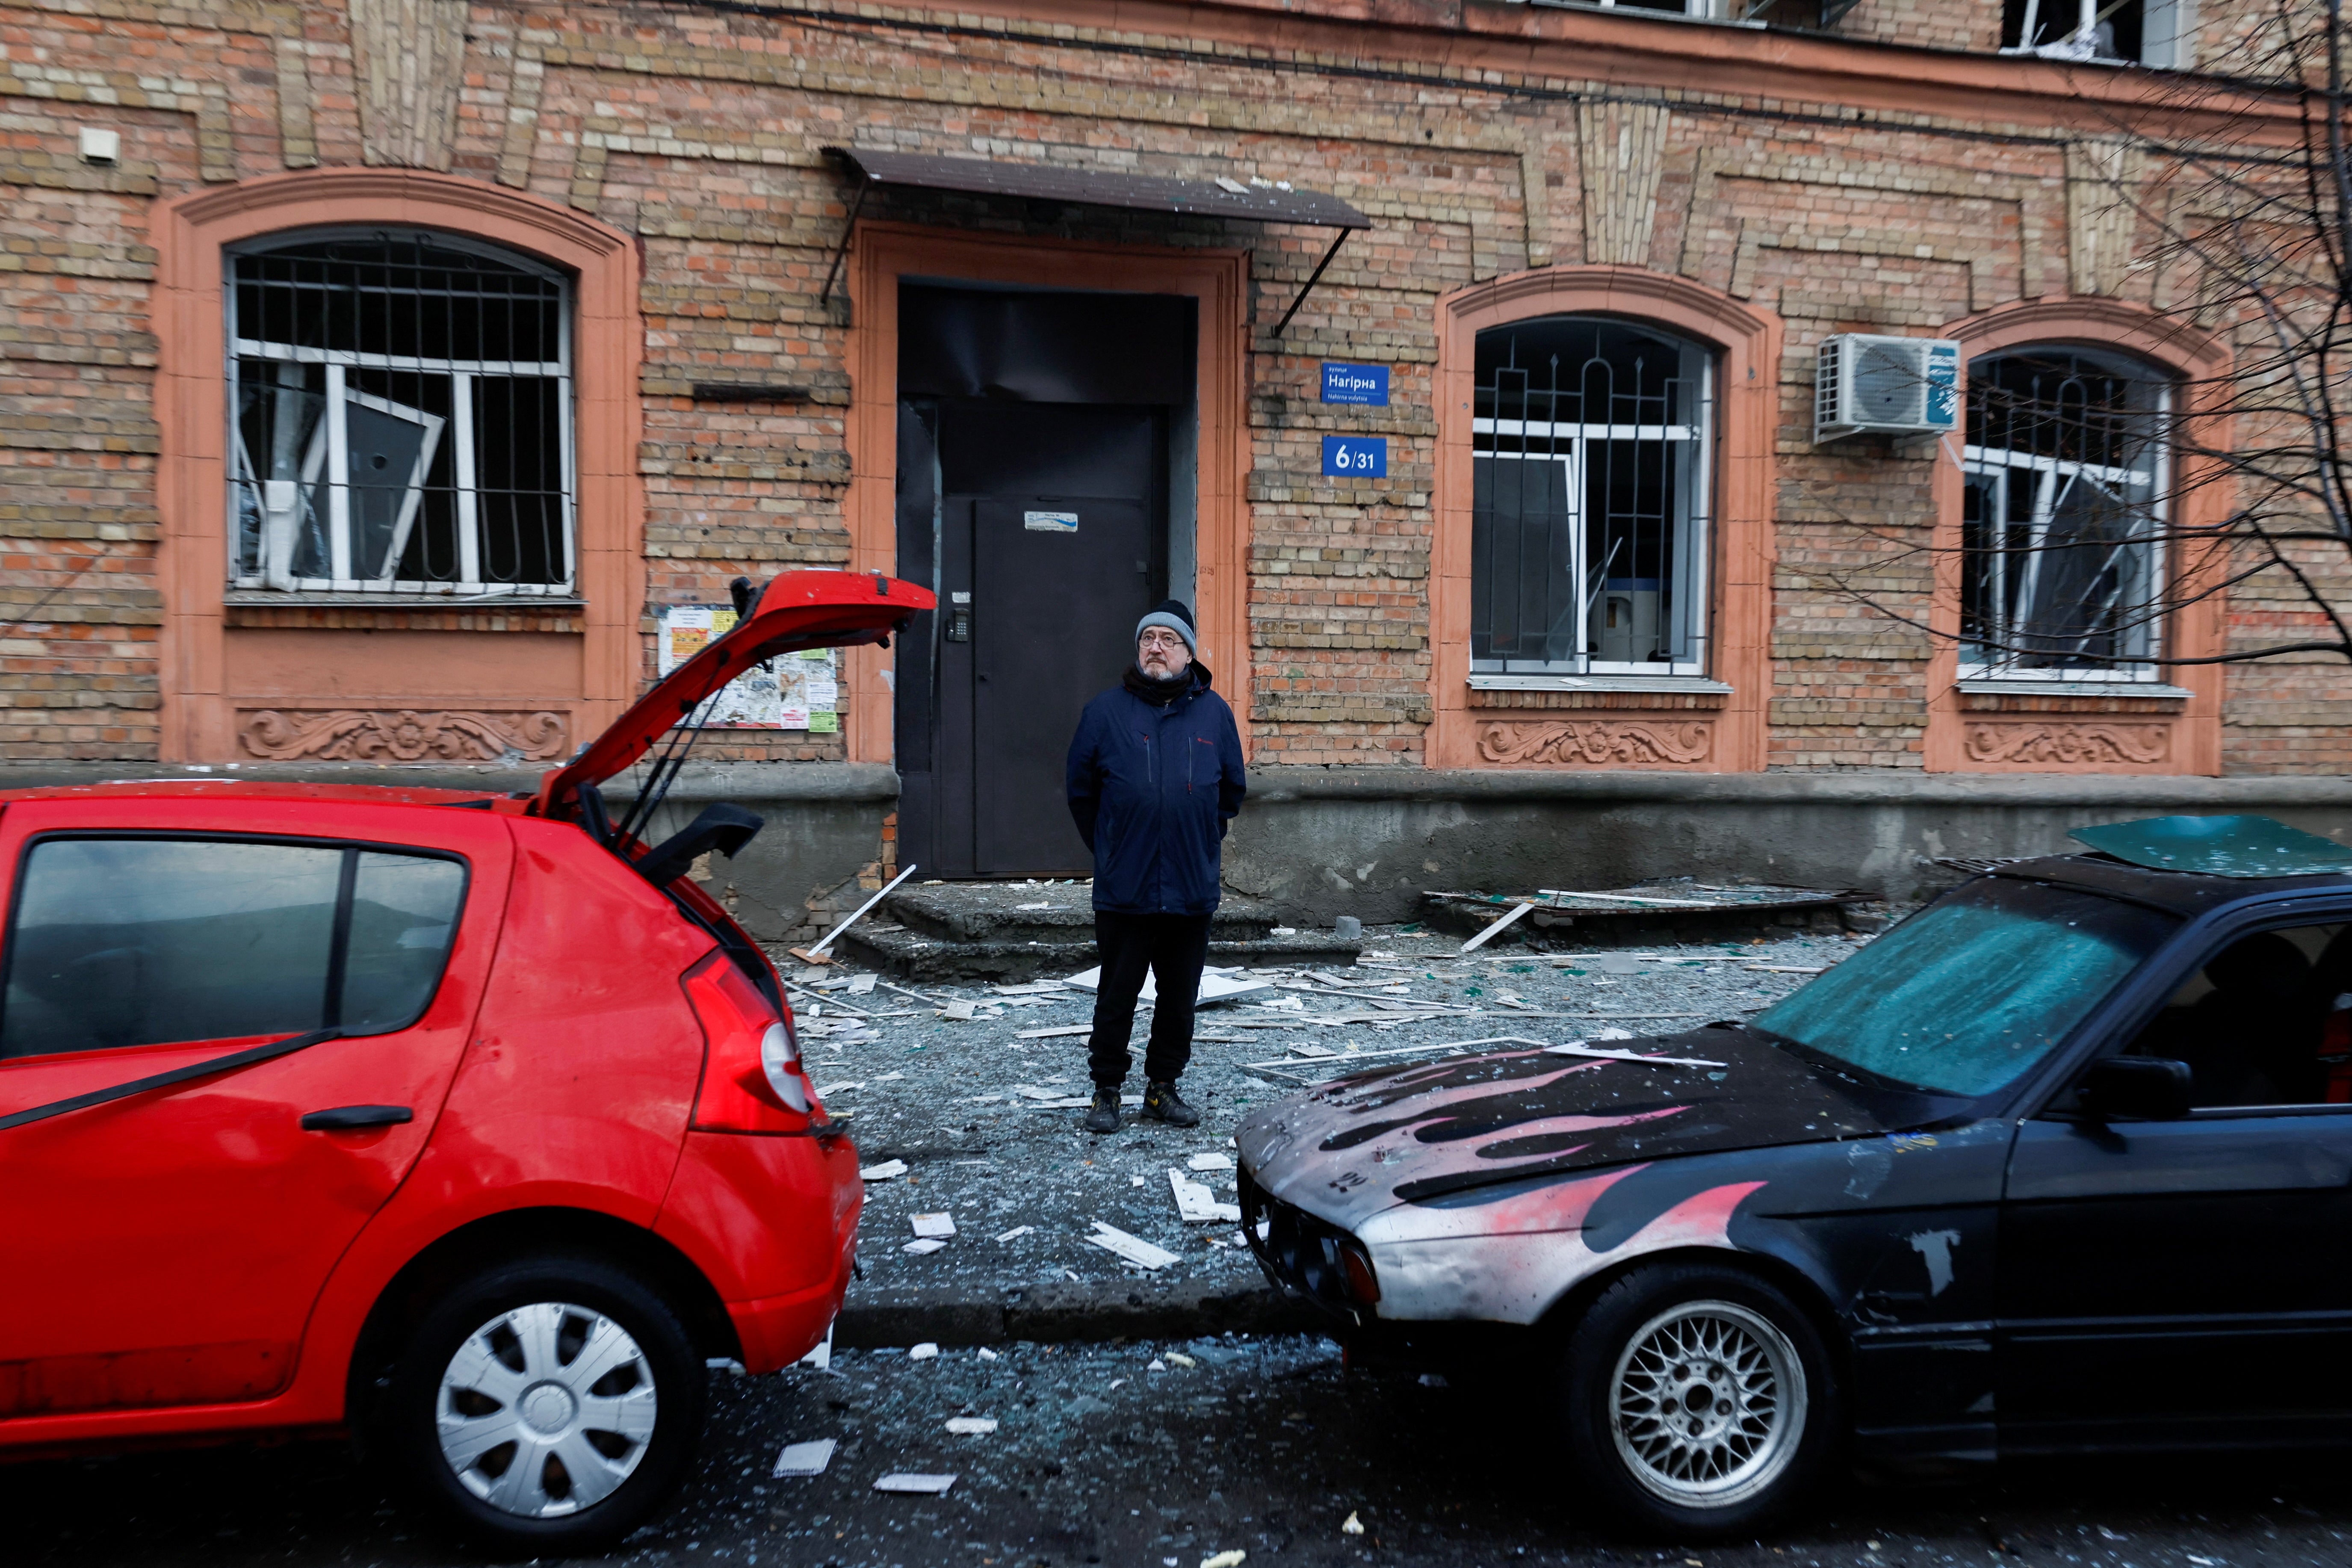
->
[820, 147, 1371, 336]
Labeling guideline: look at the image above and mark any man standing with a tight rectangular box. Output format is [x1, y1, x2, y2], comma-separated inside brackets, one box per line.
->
[1065, 599, 1246, 1134]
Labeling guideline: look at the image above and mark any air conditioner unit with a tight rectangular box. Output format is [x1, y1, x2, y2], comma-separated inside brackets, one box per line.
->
[1815, 334, 1961, 442]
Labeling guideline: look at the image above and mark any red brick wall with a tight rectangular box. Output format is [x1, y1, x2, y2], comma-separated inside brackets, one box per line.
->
[0, 0, 2338, 774]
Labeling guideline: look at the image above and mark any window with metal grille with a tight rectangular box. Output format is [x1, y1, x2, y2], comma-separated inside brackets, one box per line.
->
[226, 230, 574, 596]
[1471, 316, 1714, 677]
[2000, 0, 2196, 69]
[1962, 347, 2170, 680]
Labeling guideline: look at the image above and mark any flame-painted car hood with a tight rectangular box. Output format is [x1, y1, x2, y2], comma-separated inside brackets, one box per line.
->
[1235, 1028, 1894, 1234]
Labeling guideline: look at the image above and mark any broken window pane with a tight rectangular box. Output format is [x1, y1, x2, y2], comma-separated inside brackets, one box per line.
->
[2001, 0, 2193, 68]
[226, 232, 573, 596]
[1471, 317, 1713, 676]
[1961, 347, 2170, 679]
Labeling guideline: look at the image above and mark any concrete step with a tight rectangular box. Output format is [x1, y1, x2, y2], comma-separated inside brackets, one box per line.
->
[838, 924, 1362, 983]
[881, 880, 1280, 944]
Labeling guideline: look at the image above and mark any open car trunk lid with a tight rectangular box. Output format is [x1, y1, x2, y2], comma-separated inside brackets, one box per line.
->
[535, 570, 933, 815]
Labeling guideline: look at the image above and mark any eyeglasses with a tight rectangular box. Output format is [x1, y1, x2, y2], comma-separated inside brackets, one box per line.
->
[1138, 629, 1188, 650]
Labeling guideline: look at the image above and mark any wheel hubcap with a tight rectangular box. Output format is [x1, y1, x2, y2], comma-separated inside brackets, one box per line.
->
[436, 1301, 658, 1518]
[1609, 1299, 1805, 1509]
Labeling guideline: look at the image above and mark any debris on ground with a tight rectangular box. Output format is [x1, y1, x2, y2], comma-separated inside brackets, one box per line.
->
[772, 920, 1873, 1307]
[1086, 1221, 1183, 1270]
[771, 1438, 836, 1477]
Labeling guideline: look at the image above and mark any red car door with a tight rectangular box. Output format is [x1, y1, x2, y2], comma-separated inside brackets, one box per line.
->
[0, 794, 510, 1419]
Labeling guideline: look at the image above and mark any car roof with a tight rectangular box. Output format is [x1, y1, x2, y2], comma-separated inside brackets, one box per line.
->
[1990, 851, 2352, 919]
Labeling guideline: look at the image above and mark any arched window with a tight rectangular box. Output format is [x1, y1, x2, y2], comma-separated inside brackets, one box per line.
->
[1961, 346, 2170, 680]
[1471, 316, 1713, 676]
[226, 230, 574, 595]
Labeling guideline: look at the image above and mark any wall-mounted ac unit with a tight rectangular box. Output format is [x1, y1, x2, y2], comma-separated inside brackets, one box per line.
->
[1815, 334, 1961, 442]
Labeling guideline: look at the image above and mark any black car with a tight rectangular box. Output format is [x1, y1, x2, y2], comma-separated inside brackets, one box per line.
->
[1235, 815, 2352, 1537]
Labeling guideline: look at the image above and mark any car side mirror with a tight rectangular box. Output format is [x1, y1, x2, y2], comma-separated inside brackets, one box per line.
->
[2079, 1056, 2192, 1122]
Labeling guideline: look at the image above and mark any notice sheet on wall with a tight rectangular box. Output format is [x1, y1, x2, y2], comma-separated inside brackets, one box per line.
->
[657, 604, 839, 730]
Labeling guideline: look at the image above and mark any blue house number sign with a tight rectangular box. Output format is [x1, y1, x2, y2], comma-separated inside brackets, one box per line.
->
[1320, 363, 1389, 406]
[1322, 435, 1386, 478]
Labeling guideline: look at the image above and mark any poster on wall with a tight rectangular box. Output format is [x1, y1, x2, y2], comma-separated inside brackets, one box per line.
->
[657, 604, 839, 731]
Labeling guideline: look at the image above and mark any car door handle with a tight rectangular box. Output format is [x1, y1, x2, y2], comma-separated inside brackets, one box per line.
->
[300, 1104, 414, 1132]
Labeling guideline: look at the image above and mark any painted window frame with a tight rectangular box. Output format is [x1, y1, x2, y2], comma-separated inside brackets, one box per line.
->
[1924, 298, 2231, 776]
[1432, 269, 1779, 773]
[1958, 344, 2176, 685]
[151, 170, 644, 764]
[1470, 316, 1717, 679]
[224, 228, 579, 598]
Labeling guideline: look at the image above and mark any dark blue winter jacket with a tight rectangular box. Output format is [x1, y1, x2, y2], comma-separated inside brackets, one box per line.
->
[1065, 664, 1246, 915]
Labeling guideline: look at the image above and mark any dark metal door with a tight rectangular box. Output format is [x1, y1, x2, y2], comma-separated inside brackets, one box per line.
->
[930, 402, 1163, 877]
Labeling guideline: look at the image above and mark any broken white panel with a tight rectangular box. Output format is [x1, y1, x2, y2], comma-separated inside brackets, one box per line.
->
[1085, 1221, 1182, 1270]
[859, 1159, 909, 1181]
[772, 1438, 837, 1477]
[847, 972, 878, 993]
[1016, 1024, 1093, 1039]
[903, 1238, 947, 1255]
[1064, 967, 1271, 1006]
[1168, 1169, 1242, 1225]
[908, 1342, 939, 1360]
[816, 1081, 865, 1098]
[993, 1225, 1035, 1243]
[942, 999, 978, 1021]
[944, 1416, 999, 1435]
[1188, 1152, 1235, 1172]
[910, 1212, 957, 1240]
[874, 1473, 957, 1494]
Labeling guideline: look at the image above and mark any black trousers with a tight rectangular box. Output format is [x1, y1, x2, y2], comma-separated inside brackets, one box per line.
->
[1085, 910, 1214, 1088]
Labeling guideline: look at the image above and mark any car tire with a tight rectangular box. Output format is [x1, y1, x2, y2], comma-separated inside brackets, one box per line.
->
[1555, 1260, 1840, 1539]
[378, 1254, 708, 1554]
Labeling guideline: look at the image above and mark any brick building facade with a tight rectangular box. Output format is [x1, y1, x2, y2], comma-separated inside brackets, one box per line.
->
[3, 0, 2343, 927]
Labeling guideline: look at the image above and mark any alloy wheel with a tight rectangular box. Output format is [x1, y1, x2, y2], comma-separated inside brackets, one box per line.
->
[435, 1301, 659, 1518]
[1608, 1298, 1807, 1509]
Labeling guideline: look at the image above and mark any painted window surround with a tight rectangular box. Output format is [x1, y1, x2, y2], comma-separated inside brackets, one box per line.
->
[1432, 267, 1779, 772]
[1925, 296, 2230, 774]
[844, 222, 1250, 766]
[152, 171, 642, 765]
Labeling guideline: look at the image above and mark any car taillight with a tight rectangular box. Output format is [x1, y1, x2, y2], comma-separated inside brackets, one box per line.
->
[1339, 1240, 1381, 1306]
[683, 951, 811, 1133]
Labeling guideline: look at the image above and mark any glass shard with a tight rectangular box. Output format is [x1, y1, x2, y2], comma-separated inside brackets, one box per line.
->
[2069, 815, 2352, 878]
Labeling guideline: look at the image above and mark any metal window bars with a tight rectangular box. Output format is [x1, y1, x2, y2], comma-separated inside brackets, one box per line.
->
[1469, 317, 1714, 676]
[226, 231, 575, 598]
[1961, 348, 2169, 679]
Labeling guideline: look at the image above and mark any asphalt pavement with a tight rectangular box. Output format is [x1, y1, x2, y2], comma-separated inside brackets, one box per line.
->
[8, 1332, 2350, 1568]
[18, 922, 2352, 1566]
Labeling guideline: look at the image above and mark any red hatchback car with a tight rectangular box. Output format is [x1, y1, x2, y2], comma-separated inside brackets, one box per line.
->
[0, 571, 929, 1552]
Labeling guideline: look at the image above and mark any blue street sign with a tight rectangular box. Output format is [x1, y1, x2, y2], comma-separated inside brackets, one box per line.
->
[1321, 363, 1389, 406]
[1322, 435, 1386, 478]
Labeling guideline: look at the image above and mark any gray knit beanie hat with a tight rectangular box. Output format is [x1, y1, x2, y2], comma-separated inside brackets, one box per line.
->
[1135, 598, 1197, 655]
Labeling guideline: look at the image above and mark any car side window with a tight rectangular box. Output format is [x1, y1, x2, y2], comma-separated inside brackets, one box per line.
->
[2125, 921, 2352, 1109]
[0, 837, 466, 1061]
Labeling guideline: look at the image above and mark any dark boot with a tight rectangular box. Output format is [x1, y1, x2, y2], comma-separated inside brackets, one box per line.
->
[1141, 1080, 1200, 1128]
[1084, 1086, 1121, 1134]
